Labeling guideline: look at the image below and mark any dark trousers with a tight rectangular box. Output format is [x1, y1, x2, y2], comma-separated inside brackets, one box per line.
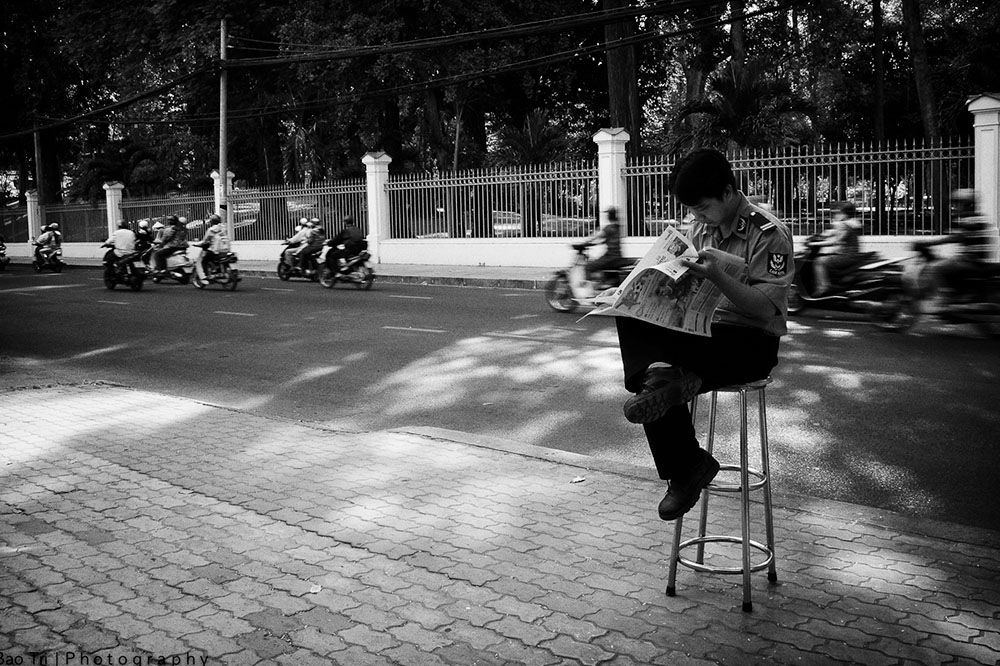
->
[616, 318, 779, 481]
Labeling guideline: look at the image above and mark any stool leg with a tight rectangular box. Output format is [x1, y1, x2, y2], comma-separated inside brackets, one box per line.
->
[695, 391, 718, 565]
[739, 388, 753, 612]
[666, 513, 683, 596]
[759, 387, 777, 583]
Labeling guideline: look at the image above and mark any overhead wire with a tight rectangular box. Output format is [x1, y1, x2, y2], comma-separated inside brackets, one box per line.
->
[1, 0, 806, 137]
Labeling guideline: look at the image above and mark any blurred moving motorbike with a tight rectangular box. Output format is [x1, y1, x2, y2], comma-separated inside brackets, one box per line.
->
[544, 243, 637, 313]
[0, 242, 9, 270]
[193, 251, 241, 291]
[875, 240, 1000, 336]
[100, 243, 146, 291]
[277, 243, 320, 282]
[318, 240, 375, 290]
[32, 246, 65, 273]
[788, 233, 905, 318]
[142, 246, 194, 284]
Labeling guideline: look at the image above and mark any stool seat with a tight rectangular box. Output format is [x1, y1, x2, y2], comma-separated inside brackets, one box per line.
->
[666, 376, 777, 612]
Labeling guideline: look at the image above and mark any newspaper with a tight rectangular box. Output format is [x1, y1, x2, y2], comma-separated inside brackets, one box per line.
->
[587, 226, 744, 336]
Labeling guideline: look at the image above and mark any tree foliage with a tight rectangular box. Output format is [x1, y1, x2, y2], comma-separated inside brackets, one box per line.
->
[1, 0, 998, 199]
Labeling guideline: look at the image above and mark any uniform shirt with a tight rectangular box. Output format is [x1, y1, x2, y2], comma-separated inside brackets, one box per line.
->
[106, 228, 137, 257]
[689, 194, 795, 337]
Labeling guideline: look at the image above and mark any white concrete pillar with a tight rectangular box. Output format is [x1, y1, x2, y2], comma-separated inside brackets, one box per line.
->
[26, 190, 43, 241]
[968, 93, 1000, 258]
[362, 151, 393, 264]
[592, 128, 630, 227]
[103, 181, 125, 236]
[211, 169, 235, 234]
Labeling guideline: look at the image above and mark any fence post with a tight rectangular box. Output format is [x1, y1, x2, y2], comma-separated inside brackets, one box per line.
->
[968, 93, 1000, 257]
[103, 181, 125, 235]
[25, 190, 43, 243]
[211, 169, 235, 233]
[362, 151, 392, 264]
[592, 128, 630, 227]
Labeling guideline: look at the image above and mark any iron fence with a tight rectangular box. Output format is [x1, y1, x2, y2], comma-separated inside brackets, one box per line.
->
[231, 179, 367, 241]
[42, 203, 108, 243]
[626, 138, 974, 238]
[1, 206, 28, 243]
[120, 193, 216, 242]
[385, 163, 599, 240]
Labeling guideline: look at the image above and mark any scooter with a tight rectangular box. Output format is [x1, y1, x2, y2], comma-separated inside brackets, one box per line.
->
[0, 243, 9, 270]
[876, 240, 1000, 336]
[31, 246, 65, 273]
[788, 234, 905, 318]
[318, 241, 375, 290]
[277, 243, 321, 282]
[544, 243, 637, 313]
[101, 245, 146, 291]
[142, 246, 195, 284]
[192, 251, 241, 291]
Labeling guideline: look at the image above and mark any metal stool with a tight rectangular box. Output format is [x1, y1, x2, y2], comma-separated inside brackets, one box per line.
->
[666, 377, 777, 612]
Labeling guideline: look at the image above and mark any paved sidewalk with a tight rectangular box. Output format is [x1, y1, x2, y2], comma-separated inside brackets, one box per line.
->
[1, 383, 998, 666]
[5, 257, 554, 290]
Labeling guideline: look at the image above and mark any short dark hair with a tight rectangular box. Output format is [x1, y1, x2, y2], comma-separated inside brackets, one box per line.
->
[668, 148, 737, 206]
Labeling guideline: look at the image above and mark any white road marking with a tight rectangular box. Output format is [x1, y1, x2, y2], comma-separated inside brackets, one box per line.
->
[215, 311, 257, 317]
[97, 300, 129, 305]
[382, 325, 447, 334]
[0, 284, 83, 293]
[511, 314, 540, 320]
[261, 287, 294, 292]
[388, 295, 433, 300]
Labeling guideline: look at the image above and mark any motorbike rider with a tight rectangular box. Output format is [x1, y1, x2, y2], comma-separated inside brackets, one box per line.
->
[283, 218, 312, 268]
[34, 223, 63, 265]
[102, 221, 138, 265]
[297, 217, 327, 273]
[193, 214, 230, 280]
[135, 220, 155, 254]
[583, 207, 629, 285]
[809, 201, 863, 296]
[327, 216, 365, 273]
[152, 215, 189, 275]
[920, 189, 996, 304]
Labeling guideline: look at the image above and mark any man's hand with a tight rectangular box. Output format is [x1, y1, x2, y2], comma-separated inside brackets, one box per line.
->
[680, 247, 728, 284]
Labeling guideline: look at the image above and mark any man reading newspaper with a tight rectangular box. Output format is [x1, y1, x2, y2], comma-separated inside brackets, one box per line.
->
[616, 148, 794, 521]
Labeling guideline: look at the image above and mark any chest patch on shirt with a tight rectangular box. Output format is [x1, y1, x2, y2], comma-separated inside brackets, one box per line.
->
[736, 217, 748, 233]
[767, 252, 788, 276]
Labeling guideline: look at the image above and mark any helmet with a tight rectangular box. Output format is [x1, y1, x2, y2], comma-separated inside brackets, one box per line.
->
[152, 222, 165, 231]
[207, 214, 222, 226]
[299, 217, 309, 225]
[139, 220, 150, 229]
[166, 215, 179, 225]
[342, 215, 355, 225]
[178, 216, 188, 225]
[48, 223, 59, 230]
[310, 217, 321, 224]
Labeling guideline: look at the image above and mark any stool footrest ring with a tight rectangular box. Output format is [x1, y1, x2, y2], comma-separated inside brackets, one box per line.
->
[676, 535, 774, 575]
[707, 464, 768, 493]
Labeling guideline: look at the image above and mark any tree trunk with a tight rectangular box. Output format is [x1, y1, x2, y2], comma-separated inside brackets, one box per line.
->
[872, 0, 885, 141]
[424, 89, 450, 172]
[730, 0, 747, 76]
[900, 0, 938, 140]
[380, 96, 403, 174]
[603, 0, 641, 154]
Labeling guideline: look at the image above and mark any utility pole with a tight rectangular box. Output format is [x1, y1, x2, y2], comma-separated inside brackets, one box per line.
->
[219, 17, 231, 238]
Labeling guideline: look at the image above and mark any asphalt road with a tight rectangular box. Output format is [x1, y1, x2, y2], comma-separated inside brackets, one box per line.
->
[2, 264, 998, 532]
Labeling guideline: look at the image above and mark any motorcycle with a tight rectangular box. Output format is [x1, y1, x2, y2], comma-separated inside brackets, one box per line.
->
[277, 243, 321, 282]
[875, 240, 1000, 336]
[31, 246, 65, 273]
[101, 246, 146, 291]
[544, 243, 637, 313]
[0, 244, 9, 270]
[193, 251, 241, 291]
[788, 234, 905, 318]
[141, 246, 195, 284]
[318, 241, 375, 290]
